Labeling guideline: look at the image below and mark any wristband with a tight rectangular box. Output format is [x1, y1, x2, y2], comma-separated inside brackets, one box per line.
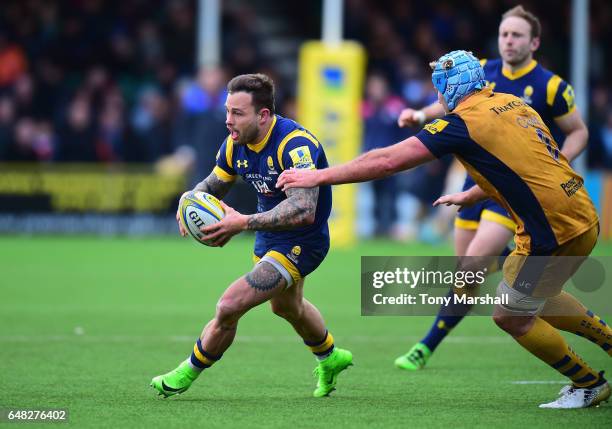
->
[414, 110, 426, 126]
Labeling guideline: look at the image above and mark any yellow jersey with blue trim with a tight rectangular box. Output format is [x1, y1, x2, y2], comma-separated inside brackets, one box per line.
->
[463, 58, 577, 190]
[481, 58, 575, 144]
[416, 87, 598, 255]
[212, 114, 332, 253]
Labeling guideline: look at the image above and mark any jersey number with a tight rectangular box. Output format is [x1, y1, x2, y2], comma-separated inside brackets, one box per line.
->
[535, 128, 559, 162]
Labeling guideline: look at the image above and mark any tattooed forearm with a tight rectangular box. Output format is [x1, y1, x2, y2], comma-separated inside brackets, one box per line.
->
[246, 261, 285, 291]
[246, 187, 318, 231]
[192, 172, 234, 199]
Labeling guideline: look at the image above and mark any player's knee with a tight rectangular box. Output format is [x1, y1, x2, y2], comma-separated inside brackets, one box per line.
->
[215, 297, 244, 325]
[492, 312, 510, 331]
[270, 300, 303, 322]
[492, 313, 532, 336]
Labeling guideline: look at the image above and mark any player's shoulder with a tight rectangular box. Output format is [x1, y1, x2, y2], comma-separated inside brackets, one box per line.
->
[421, 114, 468, 137]
[274, 115, 320, 149]
[270, 115, 321, 169]
[217, 135, 235, 159]
[273, 115, 300, 136]
[416, 114, 471, 158]
[481, 58, 501, 72]
[530, 62, 570, 87]
[532, 62, 556, 78]
[481, 57, 501, 68]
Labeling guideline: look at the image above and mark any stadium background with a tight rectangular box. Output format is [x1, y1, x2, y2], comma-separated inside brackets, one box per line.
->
[1, 1, 610, 427]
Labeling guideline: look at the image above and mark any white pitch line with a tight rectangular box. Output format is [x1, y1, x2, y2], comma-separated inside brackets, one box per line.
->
[0, 334, 511, 344]
[510, 381, 568, 385]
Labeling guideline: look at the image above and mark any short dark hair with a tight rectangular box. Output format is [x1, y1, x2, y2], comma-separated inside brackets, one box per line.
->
[227, 73, 275, 114]
[501, 5, 541, 39]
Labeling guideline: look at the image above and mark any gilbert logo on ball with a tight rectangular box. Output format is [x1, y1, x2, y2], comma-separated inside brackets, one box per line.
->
[180, 191, 225, 245]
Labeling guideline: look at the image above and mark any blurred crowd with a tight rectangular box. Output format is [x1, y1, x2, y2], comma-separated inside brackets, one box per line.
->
[0, 0, 610, 235]
[0, 0, 282, 175]
[344, 0, 612, 171]
[0, 0, 610, 164]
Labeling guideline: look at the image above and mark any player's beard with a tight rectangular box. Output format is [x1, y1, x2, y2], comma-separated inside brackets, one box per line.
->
[503, 45, 532, 68]
[235, 121, 260, 145]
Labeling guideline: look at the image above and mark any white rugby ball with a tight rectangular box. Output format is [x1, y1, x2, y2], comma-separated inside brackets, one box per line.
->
[179, 191, 225, 245]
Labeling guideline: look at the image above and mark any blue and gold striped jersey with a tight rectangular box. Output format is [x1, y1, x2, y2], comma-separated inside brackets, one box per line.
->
[213, 115, 332, 253]
[416, 87, 598, 255]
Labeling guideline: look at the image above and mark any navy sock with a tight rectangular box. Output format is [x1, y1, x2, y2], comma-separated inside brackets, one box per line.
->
[420, 289, 472, 352]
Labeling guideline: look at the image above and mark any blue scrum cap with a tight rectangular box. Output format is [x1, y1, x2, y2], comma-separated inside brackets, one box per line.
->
[430, 50, 486, 111]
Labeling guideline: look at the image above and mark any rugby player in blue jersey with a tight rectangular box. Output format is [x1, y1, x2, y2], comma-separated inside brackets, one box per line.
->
[151, 74, 352, 398]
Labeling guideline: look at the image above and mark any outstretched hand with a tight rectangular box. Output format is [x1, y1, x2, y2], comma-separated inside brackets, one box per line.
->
[432, 191, 475, 208]
[276, 168, 321, 192]
[397, 108, 425, 128]
[200, 200, 248, 247]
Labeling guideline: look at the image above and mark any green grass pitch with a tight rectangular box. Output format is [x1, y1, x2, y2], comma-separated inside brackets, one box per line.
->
[1, 236, 610, 428]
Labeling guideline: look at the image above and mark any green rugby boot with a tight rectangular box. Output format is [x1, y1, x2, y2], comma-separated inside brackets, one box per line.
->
[394, 342, 431, 371]
[150, 360, 199, 398]
[313, 348, 353, 397]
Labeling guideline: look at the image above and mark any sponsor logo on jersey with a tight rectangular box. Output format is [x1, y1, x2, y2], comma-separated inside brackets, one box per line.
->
[560, 177, 583, 197]
[289, 146, 315, 169]
[562, 85, 575, 111]
[237, 160, 249, 168]
[251, 180, 273, 195]
[489, 100, 526, 115]
[522, 85, 534, 104]
[267, 156, 278, 174]
[287, 245, 301, 263]
[423, 119, 449, 134]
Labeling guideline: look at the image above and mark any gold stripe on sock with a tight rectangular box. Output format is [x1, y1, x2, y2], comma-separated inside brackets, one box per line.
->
[193, 344, 216, 366]
[309, 332, 335, 354]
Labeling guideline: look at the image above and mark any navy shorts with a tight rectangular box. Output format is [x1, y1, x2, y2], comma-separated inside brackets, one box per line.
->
[253, 242, 329, 286]
[455, 199, 515, 231]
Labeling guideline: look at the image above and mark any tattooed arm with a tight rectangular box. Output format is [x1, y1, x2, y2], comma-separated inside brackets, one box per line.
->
[192, 171, 235, 200]
[199, 186, 319, 247]
[246, 187, 318, 231]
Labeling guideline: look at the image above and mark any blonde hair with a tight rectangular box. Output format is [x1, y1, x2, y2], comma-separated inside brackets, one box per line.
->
[502, 5, 541, 39]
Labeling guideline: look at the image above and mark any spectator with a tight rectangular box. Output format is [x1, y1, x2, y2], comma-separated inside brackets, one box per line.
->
[0, 95, 16, 158]
[6, 117, 52, 161]
[600, 110, 612, 168]
[0, 31, 27, 88]
[56, 95, 97, 162]
[129, 87, 174, 162]
[174, 66, 228, 184]
[361, 72, 406, 236]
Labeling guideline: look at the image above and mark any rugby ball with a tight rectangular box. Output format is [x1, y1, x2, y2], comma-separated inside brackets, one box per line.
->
[179, 191, 225, 245]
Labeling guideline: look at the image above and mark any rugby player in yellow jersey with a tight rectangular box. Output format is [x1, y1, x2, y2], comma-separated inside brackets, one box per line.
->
[277, 51, 611, 409]
[394, 5, 589, 372]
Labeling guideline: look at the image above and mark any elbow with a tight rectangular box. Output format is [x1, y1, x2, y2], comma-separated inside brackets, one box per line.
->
[574, 124, 589, 145]
[305, 210, 316, 225]
[378, 155, 400, 178]
[296, 208, 316, 226]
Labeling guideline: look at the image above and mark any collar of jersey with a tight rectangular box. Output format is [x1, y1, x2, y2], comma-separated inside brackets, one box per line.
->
[247, 115, 277, 153]
[501, 60, 537, 80]
[454, 86, 494, 112]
